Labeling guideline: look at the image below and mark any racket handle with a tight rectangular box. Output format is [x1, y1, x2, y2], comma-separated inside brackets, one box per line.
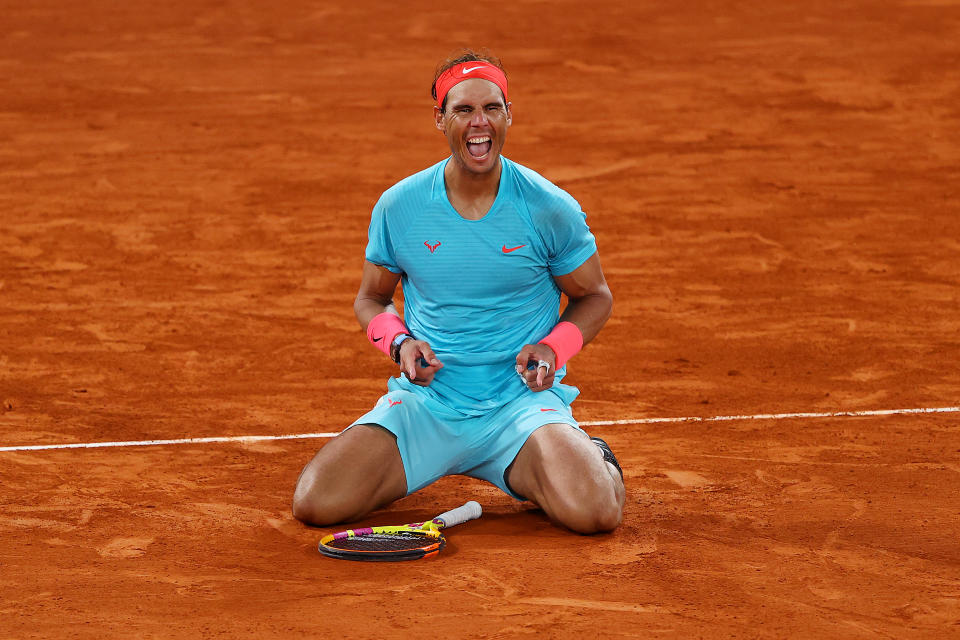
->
[434, 501, 482, 529]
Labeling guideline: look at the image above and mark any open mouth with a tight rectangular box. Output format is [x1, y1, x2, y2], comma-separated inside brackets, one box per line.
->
[466, 135, 492, 158]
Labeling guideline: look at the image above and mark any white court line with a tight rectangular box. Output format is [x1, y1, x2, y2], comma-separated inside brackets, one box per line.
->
[0, 405, 956, 453]
[579, 405, 960, 426]
[0, 433, 341, 453]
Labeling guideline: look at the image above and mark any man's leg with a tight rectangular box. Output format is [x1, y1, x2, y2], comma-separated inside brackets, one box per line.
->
[506, 423, 624, 534]
[292, 424, 407, 526]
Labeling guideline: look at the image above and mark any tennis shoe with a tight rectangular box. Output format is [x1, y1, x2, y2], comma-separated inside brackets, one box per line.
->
[590, 436, 623, 479]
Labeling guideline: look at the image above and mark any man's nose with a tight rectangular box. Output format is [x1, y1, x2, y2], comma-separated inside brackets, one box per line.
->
[469, 109, 488, 126]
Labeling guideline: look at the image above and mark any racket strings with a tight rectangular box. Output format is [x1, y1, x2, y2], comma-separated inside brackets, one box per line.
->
[325, 531, 437, 552]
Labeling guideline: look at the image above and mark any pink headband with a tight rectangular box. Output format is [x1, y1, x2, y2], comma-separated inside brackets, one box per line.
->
[434, 61, 509, 109]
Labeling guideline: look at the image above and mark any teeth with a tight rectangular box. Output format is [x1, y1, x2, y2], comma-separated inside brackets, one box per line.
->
[467, 136, 491, 144]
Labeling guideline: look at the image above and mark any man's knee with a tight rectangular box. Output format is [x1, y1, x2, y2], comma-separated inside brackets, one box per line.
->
[292, 465, 342, 525]
[291, 426, 407, 526]
[510, 424, 625, 533]
[291, 493, 324, 526]
[590, 489, 624, 533]
[291, 484, 355, 526]
[550, 477, 624, 534]
[291, 455, 386, 526]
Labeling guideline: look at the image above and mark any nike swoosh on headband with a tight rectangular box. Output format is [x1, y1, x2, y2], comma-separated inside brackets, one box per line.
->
[462, 65, 485, 74]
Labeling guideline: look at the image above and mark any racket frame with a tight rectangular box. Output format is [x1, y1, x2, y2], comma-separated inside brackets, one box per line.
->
[318, 524, 445, 561]
[317, 501, 481, 562]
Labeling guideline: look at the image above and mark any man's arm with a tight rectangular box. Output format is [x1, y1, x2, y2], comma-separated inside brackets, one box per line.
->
[515, 252, 612, 389]
[354, 260, 443, 383]
[354, 260, 403, 329]
[552, 252, 613, 345]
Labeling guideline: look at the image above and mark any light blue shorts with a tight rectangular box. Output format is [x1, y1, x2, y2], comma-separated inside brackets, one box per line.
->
[349, 377, 583, 500]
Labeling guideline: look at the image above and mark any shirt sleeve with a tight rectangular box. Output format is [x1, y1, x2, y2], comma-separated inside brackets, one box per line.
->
[364, 199, 403, 274]
[541, 194, 598, 276]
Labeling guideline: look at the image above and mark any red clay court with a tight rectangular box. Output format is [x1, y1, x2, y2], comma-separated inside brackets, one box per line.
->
[2, 1, 959, 637]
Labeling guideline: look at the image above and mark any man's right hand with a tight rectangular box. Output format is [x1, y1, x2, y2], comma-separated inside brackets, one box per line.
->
[398, 339, 443, 386]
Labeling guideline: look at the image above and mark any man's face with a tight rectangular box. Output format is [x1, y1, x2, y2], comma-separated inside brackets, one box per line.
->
[434, 78, 512, 175]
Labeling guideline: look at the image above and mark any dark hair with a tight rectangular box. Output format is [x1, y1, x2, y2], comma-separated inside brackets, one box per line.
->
[431, 48, 507, 111]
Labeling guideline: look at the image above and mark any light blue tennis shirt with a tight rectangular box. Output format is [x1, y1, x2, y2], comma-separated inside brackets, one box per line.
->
[365, 157, 597, 416]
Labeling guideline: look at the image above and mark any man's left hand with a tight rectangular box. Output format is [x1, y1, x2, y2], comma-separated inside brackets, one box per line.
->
[514, 344, 557, 392]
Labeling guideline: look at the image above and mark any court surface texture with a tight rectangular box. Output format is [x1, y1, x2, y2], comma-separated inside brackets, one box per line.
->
[2, 1, 959, 638]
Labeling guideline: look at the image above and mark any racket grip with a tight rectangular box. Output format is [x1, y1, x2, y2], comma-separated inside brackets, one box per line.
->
[434, 501, 482, 528]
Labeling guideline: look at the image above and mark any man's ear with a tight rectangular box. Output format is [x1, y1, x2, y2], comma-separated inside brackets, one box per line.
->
[434, 105, 445, 131]
[505, 101, 512, 126]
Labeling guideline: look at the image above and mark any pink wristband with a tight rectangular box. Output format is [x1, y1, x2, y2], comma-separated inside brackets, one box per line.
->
[366, 312, 409, 358]
[538, 321, 583, 369]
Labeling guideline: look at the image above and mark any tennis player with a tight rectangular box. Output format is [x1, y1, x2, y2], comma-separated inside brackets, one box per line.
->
[293, 50, 624, 534]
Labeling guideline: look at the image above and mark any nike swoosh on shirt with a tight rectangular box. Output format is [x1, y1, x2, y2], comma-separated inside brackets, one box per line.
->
[462, 65, 485, 74]
[502, 244, 526, 253]
[373, 336, 383, 342]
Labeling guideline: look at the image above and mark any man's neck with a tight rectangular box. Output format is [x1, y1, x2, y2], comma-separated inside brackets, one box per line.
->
[443, 158, 502, 221]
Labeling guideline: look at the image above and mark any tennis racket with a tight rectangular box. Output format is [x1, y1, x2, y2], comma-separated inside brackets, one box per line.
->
[318, 501, 482, 562]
